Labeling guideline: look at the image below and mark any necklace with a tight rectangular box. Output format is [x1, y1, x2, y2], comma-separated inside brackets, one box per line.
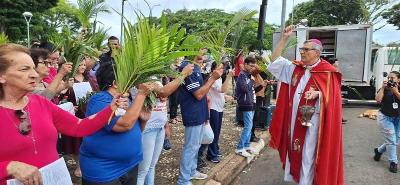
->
[6, 103, 38, 155]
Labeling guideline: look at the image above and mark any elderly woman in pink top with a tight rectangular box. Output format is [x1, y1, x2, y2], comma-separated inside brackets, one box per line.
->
[0, 44, 128, 185]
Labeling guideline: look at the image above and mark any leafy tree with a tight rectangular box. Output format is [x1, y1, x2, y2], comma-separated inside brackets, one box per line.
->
[387, 41, 400, 47]
[160, 9, 276, 50]
[288, 0, 367, 26]
[0, 0, 57, 41]
[362, 0, 398, 31]
[382, 2, 400, 29]
[38, 0, 81, 41]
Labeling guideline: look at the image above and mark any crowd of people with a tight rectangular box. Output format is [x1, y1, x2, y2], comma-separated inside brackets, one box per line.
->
[9, 24, 400, 185]
[0, 31, 275, 185]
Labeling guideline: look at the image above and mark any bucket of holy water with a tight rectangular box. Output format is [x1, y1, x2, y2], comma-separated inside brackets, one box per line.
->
[299, 98, 315, 127]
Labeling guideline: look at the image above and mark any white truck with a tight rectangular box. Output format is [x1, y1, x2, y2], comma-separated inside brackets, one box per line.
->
[272, 24, 391, 102]
[372, 47, 400, 91]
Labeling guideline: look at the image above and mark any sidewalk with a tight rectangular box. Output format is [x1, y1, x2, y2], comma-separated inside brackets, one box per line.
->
[193, 131, 269, 185]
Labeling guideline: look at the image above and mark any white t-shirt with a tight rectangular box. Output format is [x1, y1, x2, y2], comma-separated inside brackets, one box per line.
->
[208, 78, 225, 112]
[130, 82, 168, 129]
[146, 98, 168, 129]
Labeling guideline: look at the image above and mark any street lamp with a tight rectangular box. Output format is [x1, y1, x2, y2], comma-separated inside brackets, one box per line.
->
[22, 11, 33, 47]
[143, 0, 160, 23]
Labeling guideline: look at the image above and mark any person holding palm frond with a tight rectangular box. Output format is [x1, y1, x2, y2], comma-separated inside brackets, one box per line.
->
[80, 62, 151, 185]
[177, 54, 224, 185]
[137, 64, 194, 185]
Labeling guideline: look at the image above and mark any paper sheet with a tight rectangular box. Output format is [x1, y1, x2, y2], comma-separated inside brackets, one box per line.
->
[7, 157, 73, 185]
[73, 82, 93, 103]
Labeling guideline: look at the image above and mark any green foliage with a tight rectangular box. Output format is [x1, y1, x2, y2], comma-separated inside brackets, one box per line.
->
[53, 30, 98, 78]
[160, 9, 276, 50]
[0, 0, 58, 41]
[76, 0, 110, 29]
[199, 9, 257, 64]
[83, 27, 109, 51]
[38, 0, 81, 41]
[288, 0, 367, 27]
[0, 33, 9, 45]
[383, 3, 400, 29]
[113, 14, 199, 94]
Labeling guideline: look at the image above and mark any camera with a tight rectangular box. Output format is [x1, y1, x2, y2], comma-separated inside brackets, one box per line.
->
[383, 72, 397, 88]
[387, 79, 396, 88]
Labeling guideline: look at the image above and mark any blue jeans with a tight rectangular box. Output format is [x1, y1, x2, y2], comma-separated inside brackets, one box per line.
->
[177, 124, 204, 185]
[137, 127, 165, 185]
[377, 111, 400, 164]
[237, 111, 254, 150]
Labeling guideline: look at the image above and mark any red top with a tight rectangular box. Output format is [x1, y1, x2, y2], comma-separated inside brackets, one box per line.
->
[0, 94, 113, 184]
[42, 67, 57, 84]
[234, 55, 244, 77]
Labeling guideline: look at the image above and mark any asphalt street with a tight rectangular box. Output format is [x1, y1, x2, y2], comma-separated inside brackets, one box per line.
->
[232, 106, 400, 185]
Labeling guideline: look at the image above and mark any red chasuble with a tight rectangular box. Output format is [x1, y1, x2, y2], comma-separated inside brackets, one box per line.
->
[269, 59, 344, 185]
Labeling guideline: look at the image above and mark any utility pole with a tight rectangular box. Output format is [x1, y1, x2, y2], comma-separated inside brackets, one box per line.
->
[257, 0, 268, 52]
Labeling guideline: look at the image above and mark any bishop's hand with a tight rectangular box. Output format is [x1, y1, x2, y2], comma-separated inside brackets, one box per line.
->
[304, 87, 319, 100]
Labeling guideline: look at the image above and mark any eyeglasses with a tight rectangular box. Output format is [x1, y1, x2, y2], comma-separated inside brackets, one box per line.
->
[37, 59, 49, 66]
[299, 47, 317, 52]
[15, 110, 31, 135]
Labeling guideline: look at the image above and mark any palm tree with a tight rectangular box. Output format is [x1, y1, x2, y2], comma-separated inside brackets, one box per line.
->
[200, 8, 258, 64]
[76, 0, 110, 32]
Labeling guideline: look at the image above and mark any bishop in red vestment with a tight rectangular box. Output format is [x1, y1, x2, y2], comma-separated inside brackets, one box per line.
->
[267, 26, 344, 185]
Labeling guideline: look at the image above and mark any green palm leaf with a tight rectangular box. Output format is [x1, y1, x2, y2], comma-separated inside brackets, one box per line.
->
[200, 8, 257, 64]
[113, 14, 199, 95]
[61, 34, 98, 78]
[77, 0, 110, 29]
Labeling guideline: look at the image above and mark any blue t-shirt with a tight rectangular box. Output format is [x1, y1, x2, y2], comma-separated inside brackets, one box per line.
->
[178, 61, 209, 127]
[80, 91, 143, 183]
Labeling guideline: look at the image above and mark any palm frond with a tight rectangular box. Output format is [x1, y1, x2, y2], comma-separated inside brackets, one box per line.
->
[84, 26, 109, 50]
[113, 14, 199, 95]
[200, 8, 257, 64]
[77, 0, 110, 29]
[0, 33, 9, 45]
[61, 35, 98, 78]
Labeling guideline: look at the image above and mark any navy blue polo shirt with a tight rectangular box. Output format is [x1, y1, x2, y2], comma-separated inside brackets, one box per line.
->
[178, 61, 209, 127]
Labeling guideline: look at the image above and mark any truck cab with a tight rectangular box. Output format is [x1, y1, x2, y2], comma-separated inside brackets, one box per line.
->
[372, 47, 400, 92]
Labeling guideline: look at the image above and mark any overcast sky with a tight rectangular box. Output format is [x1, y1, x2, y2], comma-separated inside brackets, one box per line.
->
[70, 0, 399, 45]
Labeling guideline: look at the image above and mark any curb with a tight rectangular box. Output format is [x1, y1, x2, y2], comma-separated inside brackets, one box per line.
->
[194, 131, 269, 185]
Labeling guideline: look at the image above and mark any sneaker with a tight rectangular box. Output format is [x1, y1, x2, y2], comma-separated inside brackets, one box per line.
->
[373, 148, 382, 161]
[163, 138, 172, 150]
[206, 156, 220, 163]
[246, 147, 259, 155]
[389, 162, 398, 173]
[197, 158, 207, 170]
[190, 171, 208, 180]
[235, 148, 252, 158]
[217, 152, 222, 157]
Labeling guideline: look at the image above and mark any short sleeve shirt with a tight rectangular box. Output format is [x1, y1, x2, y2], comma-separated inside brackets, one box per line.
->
[178, 61, 209, 127]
